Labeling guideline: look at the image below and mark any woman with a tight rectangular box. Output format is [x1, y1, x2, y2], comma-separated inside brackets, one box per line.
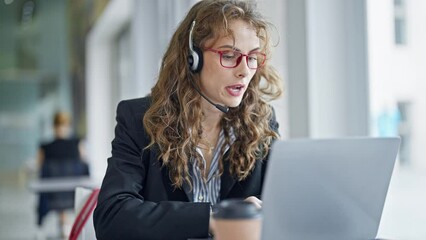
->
[37, 112, 88, 237]
[94, 0, 282, 239]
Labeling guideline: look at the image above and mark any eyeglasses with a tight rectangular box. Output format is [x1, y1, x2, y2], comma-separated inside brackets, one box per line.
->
[205, 48, 266, 69]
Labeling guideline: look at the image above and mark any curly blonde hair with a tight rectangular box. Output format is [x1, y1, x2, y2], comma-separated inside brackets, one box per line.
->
[143, 0, 282, 188]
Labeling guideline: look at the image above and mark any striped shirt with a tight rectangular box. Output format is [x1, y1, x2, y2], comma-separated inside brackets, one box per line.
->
[191, 129, 235, 205]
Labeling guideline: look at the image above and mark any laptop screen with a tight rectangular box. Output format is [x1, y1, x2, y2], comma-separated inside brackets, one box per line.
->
[261, 137, 400, 240]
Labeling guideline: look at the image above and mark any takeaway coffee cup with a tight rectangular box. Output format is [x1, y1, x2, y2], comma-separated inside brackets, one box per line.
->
[211, 199, 262, 240]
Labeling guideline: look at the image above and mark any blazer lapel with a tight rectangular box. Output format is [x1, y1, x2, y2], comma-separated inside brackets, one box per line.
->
[182, 161, 194, 201]
[151, 145, 191, 202]
[159, 165, 191, 201]
[220, 158, 236, 199]
[182, 178, 193, 201]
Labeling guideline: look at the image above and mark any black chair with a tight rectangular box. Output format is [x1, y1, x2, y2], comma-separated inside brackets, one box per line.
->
[37, 159, 90, 226]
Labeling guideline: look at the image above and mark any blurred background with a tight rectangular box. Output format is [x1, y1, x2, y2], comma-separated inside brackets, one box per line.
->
[0, 0, 425, 239]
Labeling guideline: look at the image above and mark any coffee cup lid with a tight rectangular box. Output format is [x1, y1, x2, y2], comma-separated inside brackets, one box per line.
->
[212, 199, 261, 219]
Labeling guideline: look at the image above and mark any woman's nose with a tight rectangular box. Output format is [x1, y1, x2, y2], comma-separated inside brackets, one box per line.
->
[234, 56, 250, 78]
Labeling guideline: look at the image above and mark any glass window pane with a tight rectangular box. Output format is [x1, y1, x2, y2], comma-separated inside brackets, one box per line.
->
[394, 18, 406, 45]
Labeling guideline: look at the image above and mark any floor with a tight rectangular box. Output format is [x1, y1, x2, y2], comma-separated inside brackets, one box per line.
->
[0, 164, 425, 240]
[0, 170, 74, 240]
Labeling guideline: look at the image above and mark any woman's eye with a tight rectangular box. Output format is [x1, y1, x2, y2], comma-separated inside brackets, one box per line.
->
[248, 56, 258, 61]
[222, 52, 237, 60]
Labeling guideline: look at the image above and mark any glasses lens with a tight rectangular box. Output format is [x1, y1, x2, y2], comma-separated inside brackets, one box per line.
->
[220, 51, 241, 68]
[247, 53, 265, 69]
[217, 50, 266, 69]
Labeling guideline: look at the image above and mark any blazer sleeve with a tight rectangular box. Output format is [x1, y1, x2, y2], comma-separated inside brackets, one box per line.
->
[93, 100, 211, 240]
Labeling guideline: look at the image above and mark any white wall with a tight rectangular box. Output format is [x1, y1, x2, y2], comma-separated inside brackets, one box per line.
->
[367, 1, 426, 238]
[367, 0, 426, 172]
[86, 0, 134, 182]
[307, 0, 370, 137]
[283, 0, 370, 138]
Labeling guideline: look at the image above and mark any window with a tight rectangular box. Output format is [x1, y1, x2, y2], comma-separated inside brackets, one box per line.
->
[394, 0, 407, 45]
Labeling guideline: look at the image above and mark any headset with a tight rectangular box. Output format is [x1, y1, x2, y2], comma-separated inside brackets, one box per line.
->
[187, 21, 203, 73]
[186, 20, 229, 113]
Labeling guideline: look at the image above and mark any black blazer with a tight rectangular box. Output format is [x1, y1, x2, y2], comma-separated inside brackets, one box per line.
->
[93, 97, 279, 240]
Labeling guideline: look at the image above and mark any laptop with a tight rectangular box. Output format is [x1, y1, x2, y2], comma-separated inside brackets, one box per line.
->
[261, 137, 400, 240]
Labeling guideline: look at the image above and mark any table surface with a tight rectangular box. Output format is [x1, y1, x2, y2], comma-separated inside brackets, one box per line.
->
[27, 176, 99, 192]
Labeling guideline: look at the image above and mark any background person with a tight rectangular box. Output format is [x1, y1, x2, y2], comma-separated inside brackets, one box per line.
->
[37, 111, 89, 238]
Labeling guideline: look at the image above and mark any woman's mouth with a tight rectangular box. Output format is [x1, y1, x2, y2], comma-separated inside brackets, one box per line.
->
[225, 84, 245, 97]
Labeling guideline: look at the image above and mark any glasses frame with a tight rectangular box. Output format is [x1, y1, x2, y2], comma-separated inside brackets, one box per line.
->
[205, 48, 266, 70]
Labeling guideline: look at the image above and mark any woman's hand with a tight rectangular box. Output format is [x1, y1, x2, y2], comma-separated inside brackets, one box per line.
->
[244, 196, 262, 209]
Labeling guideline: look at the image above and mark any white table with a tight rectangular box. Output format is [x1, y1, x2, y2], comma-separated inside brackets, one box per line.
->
[27, 177, 99, 192]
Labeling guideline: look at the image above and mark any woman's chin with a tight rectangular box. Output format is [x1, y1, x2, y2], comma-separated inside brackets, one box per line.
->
[226, 100, 243, 108]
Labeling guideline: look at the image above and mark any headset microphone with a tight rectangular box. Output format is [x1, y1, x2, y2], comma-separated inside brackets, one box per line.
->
[189, 78, 229, 113]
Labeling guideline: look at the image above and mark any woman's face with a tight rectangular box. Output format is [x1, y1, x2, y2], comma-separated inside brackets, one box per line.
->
[199, 19, 260, 112]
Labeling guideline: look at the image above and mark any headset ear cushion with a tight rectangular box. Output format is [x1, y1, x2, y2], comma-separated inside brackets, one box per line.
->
[192, 46, 203, 73]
